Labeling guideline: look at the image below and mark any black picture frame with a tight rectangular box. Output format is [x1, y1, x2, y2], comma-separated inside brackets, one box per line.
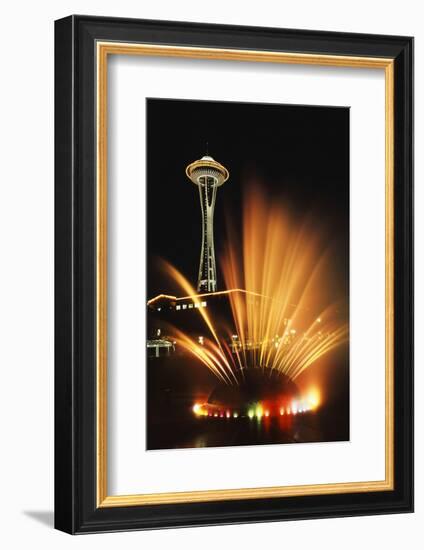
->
[55, 15, 414, 534]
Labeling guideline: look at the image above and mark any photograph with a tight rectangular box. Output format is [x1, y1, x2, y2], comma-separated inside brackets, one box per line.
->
[48, 9, 413, 537]
[0, 0, 418, 543]
[146, 98, 350, 450]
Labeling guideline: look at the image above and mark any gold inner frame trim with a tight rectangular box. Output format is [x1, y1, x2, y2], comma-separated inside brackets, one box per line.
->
[96, 41, 395, 508]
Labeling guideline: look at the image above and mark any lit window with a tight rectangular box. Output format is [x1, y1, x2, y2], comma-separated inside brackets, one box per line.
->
[201, 301, 207, 307]
[194, 303, 199, 308]
[176, 305, 181, 310]
[188, 304, 193, 309]
[182, 304, 187, 309]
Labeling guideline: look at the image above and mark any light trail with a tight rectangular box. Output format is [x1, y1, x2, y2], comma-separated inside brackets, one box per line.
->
[156, 183, 348, 391]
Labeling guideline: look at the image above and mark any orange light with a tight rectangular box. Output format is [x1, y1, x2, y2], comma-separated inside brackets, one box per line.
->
[307, 387, 321, 410]
[146, 293, 177, 306]
[161, 183, 348, 388]
[192, 403, 202, 416]
[177, 288, 267, 302]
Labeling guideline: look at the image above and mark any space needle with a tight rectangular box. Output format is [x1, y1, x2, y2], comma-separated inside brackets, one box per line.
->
[186, 153, 229, 293]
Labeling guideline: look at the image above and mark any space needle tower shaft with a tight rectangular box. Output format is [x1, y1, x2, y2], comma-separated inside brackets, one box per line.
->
[186, 154, 229, 293]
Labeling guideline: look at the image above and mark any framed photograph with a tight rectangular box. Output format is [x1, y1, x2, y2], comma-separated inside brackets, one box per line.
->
[54, 15, 413, 533]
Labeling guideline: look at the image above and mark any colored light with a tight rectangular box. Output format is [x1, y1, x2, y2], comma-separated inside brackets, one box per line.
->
[248, 409, 254, 419]
[226, 410, 231, 418]
[214, 412, 218, 417]
[233, 412, 239, 418]
[265, 410, 270, 417]
[159, 191, 349, 392]
[193, 403, 202, 416]
[280, 408, 284, 416]
[256, 405, 263, 418]
[307, 387, 321, 409]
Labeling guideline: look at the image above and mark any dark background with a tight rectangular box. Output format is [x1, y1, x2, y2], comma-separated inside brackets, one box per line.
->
[147, 97, 349, 299]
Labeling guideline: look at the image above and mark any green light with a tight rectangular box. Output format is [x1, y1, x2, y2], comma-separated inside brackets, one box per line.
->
[248, 409, 254, 419]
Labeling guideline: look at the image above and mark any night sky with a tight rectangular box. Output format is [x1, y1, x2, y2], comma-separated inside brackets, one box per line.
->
[146, 98, 349, 299]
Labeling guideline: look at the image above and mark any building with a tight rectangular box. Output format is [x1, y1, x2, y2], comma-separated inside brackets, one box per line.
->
[185, 154, 229, 293]
[147, 289, 297, 354]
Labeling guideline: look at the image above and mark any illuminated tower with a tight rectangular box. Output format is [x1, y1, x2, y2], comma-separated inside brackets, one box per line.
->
[186, 154, 229, 293]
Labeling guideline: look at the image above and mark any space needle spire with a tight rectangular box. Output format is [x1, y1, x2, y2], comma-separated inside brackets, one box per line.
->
[186, 152, 229, 293]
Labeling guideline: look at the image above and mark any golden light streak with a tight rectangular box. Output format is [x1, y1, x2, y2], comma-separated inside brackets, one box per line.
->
[160, 260, 239, 385]
[220, 183, 349, 383]
[155, 183, 348, 390]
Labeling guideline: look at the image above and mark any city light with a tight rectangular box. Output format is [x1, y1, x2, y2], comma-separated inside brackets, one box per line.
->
[192, 403, 202, 416]
[146, 293, 177, 306]
[307, 387, 321, 409]
[192, 389, 320, 421]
